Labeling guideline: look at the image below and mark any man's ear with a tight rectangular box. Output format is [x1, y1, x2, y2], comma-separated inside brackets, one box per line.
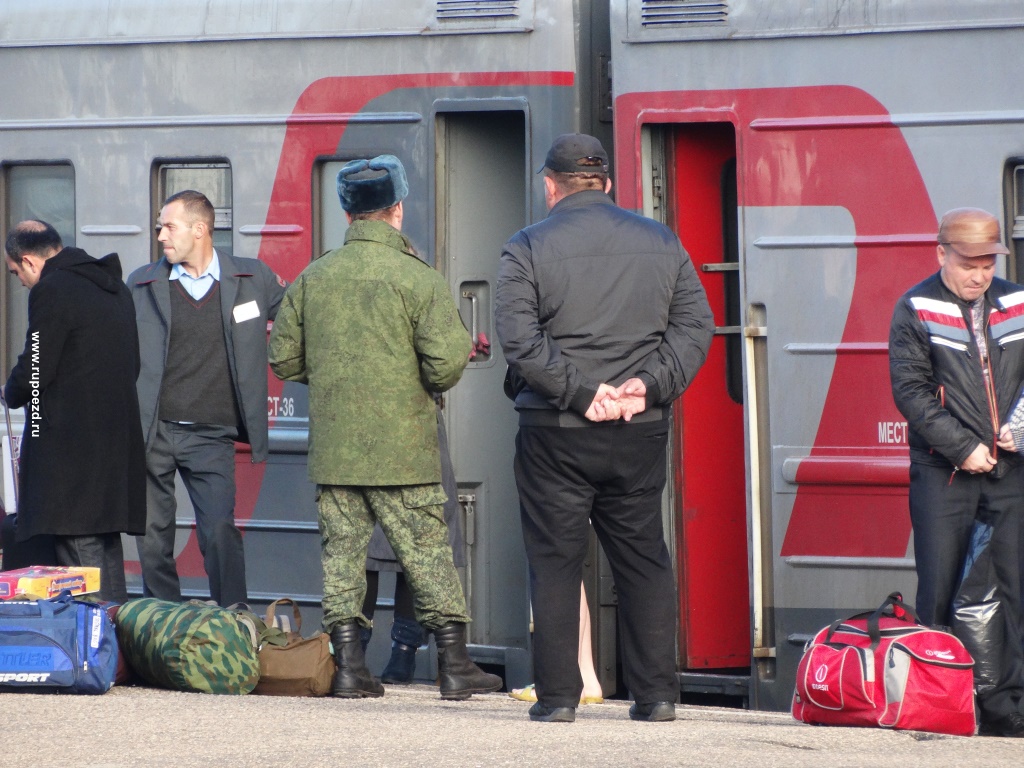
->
[21, 253, 43, 276]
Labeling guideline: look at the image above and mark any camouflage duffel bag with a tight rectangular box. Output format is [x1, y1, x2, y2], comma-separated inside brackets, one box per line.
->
[114, 598, 261, 694]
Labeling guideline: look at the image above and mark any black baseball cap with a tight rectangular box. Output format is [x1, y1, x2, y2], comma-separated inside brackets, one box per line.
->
[538, 133, 610, 174]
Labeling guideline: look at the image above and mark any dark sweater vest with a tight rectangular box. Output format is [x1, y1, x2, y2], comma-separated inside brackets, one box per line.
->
[158, 281, 241, 427]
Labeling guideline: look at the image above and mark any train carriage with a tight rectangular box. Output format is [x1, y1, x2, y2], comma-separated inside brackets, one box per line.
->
[2, 0, 1023, 710]
[0, 0, 609, 688]
[610, 0, 1024, 708]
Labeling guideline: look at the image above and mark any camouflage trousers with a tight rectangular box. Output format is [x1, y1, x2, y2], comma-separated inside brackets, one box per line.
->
[317, 483, 470, 632]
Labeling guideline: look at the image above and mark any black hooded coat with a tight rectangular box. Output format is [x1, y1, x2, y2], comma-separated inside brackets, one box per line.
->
[3, 247, 146, 540]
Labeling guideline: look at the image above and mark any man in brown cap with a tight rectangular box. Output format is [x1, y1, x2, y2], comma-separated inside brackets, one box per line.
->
[890, 207, 1024, 737]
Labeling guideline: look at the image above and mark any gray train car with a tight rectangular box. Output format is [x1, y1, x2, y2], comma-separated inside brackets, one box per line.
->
[610, 0, 1024, 709]
[0, 0, 612, 689]
[3, 0, 1023, 710]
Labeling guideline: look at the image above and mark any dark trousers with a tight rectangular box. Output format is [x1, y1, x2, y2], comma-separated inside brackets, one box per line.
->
[515, 421, 678, 709]
[909, 461, 1024, 719]
[54, 533, 128, 603]
[363, 571, 415, 622]
[137, 421, 246, 607]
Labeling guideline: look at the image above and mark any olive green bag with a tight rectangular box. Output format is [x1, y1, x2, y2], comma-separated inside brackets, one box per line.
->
[252, 598, 336, 697]
[114, 598, 261, 694]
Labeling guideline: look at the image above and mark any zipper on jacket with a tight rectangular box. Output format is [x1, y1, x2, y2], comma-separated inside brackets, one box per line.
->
[978, 308, 1000, 461]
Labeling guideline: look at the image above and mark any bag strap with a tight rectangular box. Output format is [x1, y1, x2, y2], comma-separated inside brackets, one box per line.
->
[866, 591, 921, 649]
[823, 591, 921, 648]
[264, 598, 303, 635]
[216, 601, 267, 649]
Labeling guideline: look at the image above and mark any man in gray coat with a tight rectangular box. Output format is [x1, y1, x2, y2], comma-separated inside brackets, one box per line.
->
[127, 190, 287, 606]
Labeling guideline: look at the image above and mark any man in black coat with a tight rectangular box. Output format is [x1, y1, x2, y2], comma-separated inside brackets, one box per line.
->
[3, 220, 145, 601]
[495, 134, 715, 723]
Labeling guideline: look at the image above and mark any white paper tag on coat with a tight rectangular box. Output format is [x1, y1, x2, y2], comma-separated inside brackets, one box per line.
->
[232, 300, 260, 323]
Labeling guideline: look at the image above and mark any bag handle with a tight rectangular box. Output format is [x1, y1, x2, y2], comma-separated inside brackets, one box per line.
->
[264, 598, 303, 635]
[866, 591, 920, 649]
[224, 601, 268, 648]
[823, 591, 920, 648]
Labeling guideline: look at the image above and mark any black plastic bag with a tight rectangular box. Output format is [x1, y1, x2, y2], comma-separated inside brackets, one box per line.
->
[950, 519, 1002, 694]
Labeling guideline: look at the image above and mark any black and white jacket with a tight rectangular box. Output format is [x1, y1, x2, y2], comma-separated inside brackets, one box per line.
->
[889, 270, 1024, 470]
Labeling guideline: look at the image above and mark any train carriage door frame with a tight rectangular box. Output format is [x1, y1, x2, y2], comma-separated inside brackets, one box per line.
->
[644, 122, 754, 689]
[433, 106, 532, 685]
[2, 163, 76, 377]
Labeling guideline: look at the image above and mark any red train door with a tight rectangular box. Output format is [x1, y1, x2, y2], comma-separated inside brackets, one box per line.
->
[669, 123, 750, 669]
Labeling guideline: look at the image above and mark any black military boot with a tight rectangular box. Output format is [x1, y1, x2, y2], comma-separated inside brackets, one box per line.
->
[330, 622, 384, 698]
[380, 616, 425, 684]
[432, 622, 503, 700]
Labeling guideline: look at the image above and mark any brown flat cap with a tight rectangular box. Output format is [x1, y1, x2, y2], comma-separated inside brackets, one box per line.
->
[938, 207, 1010, 257]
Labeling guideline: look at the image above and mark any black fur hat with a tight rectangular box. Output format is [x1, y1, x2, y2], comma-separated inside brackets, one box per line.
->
[336, 154, 409, 214]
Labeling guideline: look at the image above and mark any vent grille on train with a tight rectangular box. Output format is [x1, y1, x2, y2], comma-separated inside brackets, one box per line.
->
[437, 0, 519, 21]
[641, 0, 728, 27]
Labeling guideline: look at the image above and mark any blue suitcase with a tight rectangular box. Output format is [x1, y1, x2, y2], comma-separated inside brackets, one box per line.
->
[0, 591, 118, 694]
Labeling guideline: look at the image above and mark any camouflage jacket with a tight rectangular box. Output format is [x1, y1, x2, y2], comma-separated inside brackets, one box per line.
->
[268, 220, 471, 485]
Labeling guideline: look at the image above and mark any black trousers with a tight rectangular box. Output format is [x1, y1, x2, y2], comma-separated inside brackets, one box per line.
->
[515, 421, 677, 709]
[909, 461, 1024, 720]
[54, 534, 128, 603]
[138, 421, 246, 607]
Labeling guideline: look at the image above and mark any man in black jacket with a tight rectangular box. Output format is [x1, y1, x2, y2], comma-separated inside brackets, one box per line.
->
[495, 134, 715, 723]
[889, 207, 1024, 738]
[4, 220, 145, 601]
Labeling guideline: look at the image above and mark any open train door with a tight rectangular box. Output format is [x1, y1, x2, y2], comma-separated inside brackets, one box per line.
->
[647, 123, 752, 698]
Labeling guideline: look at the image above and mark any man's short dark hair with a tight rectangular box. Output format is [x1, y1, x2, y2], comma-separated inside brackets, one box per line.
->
[4, 220, 62, 265]
[544, 168, 609, 195]
[350, 202, 400, 223]
[164, 189, 216, 231]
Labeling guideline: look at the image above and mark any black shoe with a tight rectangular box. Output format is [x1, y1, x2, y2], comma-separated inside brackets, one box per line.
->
[381, 616, 424, 684]
[329, 623, 385, 698]
[432, 623, 503, 700]
[980, 712, 1024, 737]
[629, 701, 676, 722]
[529, 702, 576, 723]
[380, 642, 417, 684]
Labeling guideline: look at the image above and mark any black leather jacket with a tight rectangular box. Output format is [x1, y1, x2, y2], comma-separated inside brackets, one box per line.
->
[889, 271, 1024, 471]
[495, 190, 714, 427]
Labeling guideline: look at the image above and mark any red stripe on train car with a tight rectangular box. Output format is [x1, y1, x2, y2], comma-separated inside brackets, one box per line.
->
[614, 86, 933, 559]
[162, 71, 577, 580]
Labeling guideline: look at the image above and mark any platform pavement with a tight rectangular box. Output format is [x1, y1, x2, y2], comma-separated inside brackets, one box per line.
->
[3, 684, 1021, 767]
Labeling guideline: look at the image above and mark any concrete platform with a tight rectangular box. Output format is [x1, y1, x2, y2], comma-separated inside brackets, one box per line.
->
[0, 684, 1018, 767]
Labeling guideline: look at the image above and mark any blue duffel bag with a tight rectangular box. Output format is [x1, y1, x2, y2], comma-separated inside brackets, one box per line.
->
[0, 590, 118, 694]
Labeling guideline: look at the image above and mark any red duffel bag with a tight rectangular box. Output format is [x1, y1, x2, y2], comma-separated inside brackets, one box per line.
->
[792, 592, 976, 736]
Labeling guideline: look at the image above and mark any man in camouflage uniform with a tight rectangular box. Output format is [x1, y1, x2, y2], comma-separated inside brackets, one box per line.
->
[268, 154, 501, 700]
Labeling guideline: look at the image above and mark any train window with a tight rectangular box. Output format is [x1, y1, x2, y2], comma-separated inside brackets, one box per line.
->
[1010, 163, 1024, 282]
[155, 163, 232, 261]
[315, 160, 351, 259]
[2, 163, 75, 374]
